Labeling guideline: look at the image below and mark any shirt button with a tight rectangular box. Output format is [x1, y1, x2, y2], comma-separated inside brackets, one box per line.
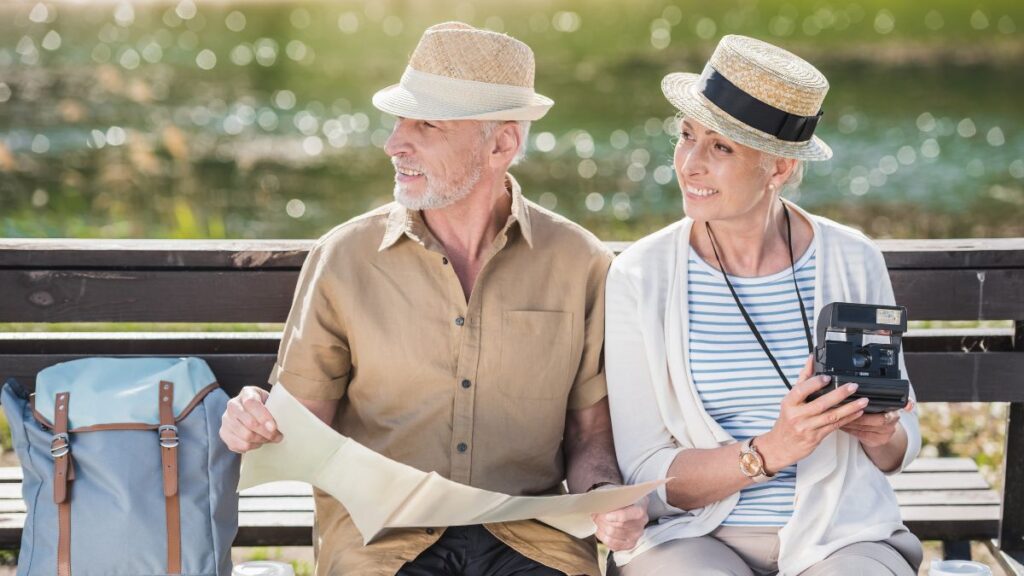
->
[425, 528, 435, 535]
[455, 316, 465, 326]
[442, 257, 449, 265]
[461, 379, 471, 389]
[457, 442, 468, 453]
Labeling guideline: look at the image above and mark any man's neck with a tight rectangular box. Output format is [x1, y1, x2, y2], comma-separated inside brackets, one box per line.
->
[421, 173, 512, 263]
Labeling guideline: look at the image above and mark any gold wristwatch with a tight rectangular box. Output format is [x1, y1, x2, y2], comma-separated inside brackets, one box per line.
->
[739, 437, 774, 483]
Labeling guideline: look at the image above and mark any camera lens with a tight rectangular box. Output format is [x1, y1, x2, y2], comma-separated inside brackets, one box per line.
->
[852, 348, 871, 369]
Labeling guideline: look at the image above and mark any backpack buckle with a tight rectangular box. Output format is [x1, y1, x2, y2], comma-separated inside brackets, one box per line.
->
[158, 425, 179, 448]
[50, 433, 70, 458]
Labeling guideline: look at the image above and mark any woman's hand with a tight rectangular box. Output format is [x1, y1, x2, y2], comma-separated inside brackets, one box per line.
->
[840, 400, 913, 472]
[759, 355, 868, 473]
[841, 400, 914, 448]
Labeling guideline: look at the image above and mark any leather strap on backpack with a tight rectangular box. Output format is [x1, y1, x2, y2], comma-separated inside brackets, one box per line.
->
[52, 392, 72, 576]
[158, 381, 181, 574]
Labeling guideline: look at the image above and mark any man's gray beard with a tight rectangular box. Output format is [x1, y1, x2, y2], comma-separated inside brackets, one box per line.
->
[393, 162, 482, 211]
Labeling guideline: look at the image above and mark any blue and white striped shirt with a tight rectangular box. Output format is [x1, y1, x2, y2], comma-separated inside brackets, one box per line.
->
[687, 245, 816, 526]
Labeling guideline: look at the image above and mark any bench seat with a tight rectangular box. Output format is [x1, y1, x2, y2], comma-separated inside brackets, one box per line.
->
[0, 458, 999, 548]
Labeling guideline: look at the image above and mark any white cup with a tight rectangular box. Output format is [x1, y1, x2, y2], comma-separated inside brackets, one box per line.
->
[232, 561, 296, 576]
[928, 559, 993, 576]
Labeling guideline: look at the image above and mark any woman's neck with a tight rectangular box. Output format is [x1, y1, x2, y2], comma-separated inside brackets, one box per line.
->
[692, 198, 811, 278]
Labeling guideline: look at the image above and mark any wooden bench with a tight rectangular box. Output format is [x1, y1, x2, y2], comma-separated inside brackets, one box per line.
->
[1, 238, 1023, 570]
[0, 457, 997, 546]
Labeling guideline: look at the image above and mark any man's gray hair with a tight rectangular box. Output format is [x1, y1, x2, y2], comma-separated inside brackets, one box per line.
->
[479, 120, 532, 166]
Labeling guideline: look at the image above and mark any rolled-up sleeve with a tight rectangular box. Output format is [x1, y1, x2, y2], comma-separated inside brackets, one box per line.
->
[605, 262, 687, 517]
[270, 240, 351, 401]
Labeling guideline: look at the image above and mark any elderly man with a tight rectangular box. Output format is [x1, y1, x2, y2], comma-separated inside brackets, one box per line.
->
[219, 22, 645, 576]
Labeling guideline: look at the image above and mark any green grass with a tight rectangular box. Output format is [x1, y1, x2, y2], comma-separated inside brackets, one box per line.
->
[240, 547, 313, 576]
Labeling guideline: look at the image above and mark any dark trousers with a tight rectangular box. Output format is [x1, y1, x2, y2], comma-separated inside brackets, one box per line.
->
[397, 525, 565, 576]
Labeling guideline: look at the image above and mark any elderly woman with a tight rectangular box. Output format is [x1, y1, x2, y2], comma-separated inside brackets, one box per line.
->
[604, 36, 923, 576]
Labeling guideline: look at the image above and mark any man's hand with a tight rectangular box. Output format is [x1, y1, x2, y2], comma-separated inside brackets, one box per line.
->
[219, 386, 283, 453]
[591, 494, 648, 552]
[841, 400, 914, 448]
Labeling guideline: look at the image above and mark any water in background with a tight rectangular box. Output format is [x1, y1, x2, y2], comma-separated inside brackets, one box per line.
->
[1, 0, 1022, 241]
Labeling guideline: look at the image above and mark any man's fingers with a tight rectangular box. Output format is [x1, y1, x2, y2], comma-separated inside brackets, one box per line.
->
[596, 515, 629, 528]
[226, 417, 269, 445]
[598, 536, 628, 551]
[605, 539, 633, 552]
[240, 392, 279, 436]
[593, 506, 644, 552]
[594, 528, 633, 552]
[599, 505, 647, 525]
[221, 426, 256, 454]
[597, 516, 641, 529]
[228, 400, 277, 442]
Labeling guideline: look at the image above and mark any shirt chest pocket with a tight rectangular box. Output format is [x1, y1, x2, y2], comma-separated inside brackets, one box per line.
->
[497, 310, 573, 400]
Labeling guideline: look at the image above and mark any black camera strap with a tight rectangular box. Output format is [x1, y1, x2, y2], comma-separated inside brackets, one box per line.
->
[704, 201, 813, 390]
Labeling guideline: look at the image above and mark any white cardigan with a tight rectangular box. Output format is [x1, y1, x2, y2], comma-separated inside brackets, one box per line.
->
[605, 202, 921, 575]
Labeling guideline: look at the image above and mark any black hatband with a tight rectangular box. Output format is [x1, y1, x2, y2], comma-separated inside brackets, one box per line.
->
[700, 68, 823, 143]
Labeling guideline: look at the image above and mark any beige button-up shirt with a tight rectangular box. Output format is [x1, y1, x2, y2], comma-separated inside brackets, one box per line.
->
[270, 175, 614, 575]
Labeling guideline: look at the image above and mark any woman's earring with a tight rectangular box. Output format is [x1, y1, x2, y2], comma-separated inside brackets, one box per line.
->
[768, 183, 777, 192]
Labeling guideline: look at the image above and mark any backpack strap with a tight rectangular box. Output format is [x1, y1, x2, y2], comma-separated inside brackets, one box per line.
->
[158, 381, 181, 574]
[52, 392, 72, 576]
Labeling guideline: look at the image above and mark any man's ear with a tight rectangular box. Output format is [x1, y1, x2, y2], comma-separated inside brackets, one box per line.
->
[490, 122, 521, 168]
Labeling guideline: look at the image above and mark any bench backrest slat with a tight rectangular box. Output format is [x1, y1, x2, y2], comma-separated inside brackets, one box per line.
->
[2, 335, 1021, 402]
[2, 239, 1024, 323]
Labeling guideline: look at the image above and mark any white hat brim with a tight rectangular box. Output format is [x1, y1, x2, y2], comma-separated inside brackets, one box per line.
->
[373, 83, 553, 121]
[662, 72, 832, 161]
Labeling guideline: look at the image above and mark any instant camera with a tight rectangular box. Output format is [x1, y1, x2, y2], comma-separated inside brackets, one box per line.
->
[806, 302, 910, 413]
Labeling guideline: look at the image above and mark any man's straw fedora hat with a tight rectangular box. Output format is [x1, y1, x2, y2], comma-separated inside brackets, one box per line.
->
[662, 35, 832, 161]
[373, 22, 553, 122]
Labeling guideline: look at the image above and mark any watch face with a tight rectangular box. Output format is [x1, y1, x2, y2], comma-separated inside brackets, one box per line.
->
[740, 451, 763, 477]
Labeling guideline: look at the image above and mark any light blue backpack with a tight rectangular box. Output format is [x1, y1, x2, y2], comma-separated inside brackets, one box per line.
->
[1, 357, 240, 576]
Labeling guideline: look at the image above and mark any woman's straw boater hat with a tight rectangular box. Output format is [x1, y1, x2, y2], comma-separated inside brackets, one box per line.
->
[662, 35, 832, 161]
[373, 22, 553, 121]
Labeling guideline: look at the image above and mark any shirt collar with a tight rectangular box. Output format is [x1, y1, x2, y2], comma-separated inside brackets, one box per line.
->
[378, 173, 534, 252]
[506, 173, 534, 248]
